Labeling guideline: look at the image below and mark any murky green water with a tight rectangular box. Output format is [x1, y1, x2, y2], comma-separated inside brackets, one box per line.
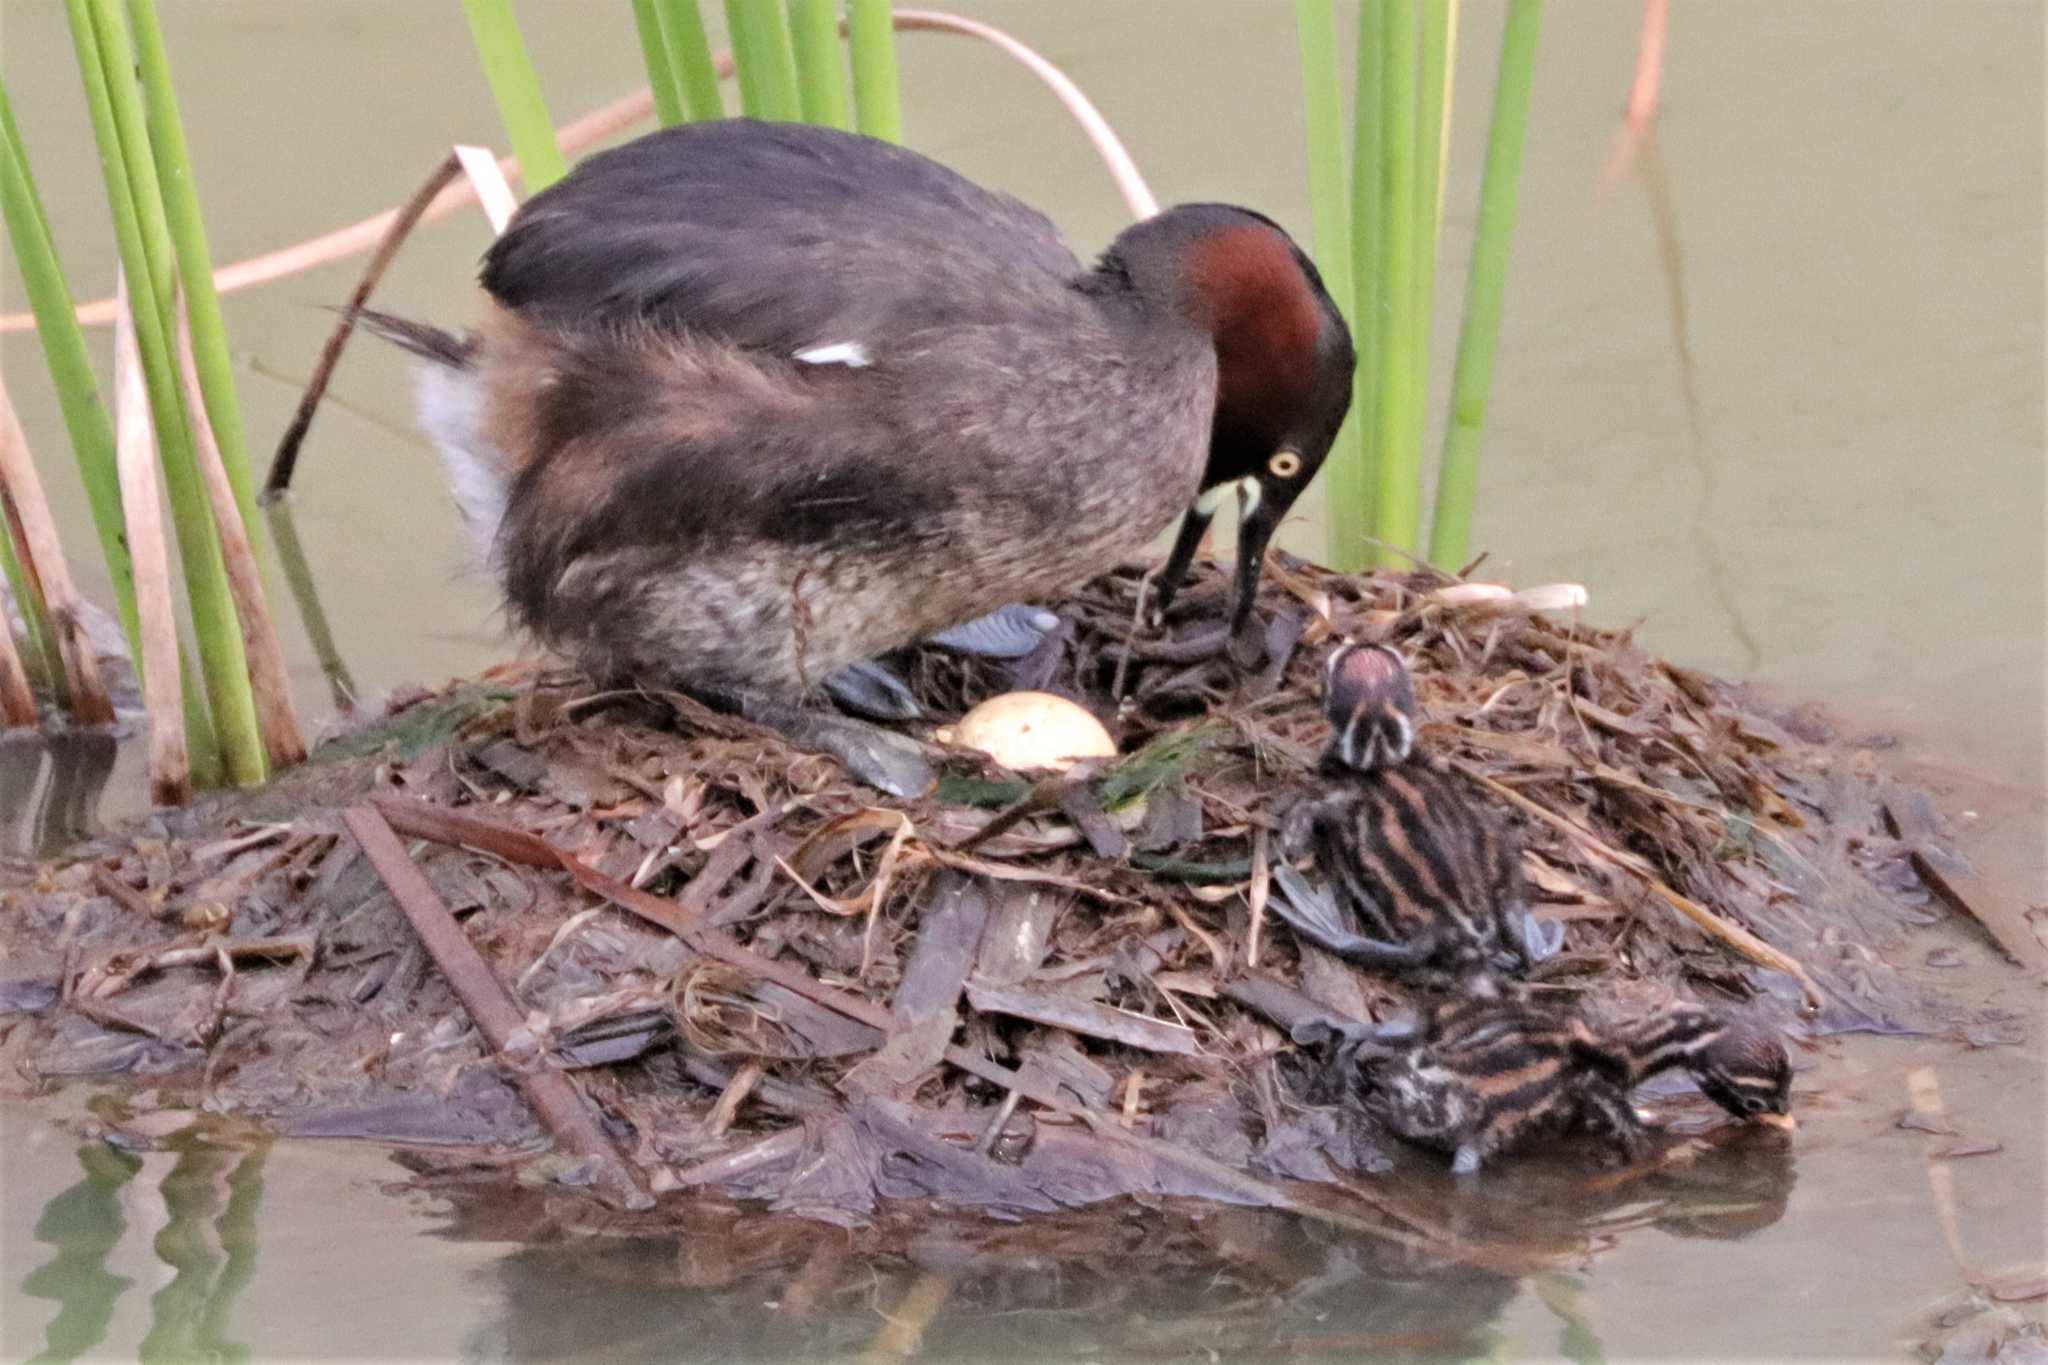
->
[2, 1, 2043, 1357]
[6, 1012, 2042, 1360]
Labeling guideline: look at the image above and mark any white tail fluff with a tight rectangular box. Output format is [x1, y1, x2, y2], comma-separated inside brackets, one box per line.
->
[413, 361, 510, 567]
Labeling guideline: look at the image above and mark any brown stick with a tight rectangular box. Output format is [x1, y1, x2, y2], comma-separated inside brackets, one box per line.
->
[0, 371, 115, 725]
[340, 805, 651, 1211]
[175, 292, 305, 768]
[1449, 758, 1825, 1008]
[263, 152, 460, 497]
[112, 273, 189, 803]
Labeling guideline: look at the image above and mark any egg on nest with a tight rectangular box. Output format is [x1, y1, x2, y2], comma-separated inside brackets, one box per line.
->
[939, 692, 1116, 773]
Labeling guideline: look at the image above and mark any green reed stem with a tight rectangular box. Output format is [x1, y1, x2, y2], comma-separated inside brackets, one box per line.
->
[847, 0, 903, 141]
[0, 85, 220, 770]
[459, 0, 567, 192]
[0, 506, 63, 699]
[726, 0, 801, 121]
[631, 0, 688, 126]
[1347, 0, 1387, 553]
[1414, 0, 1451, 389]
[69, 0, 259, 783]
[1294, 0, 1366, 573]
[124, 0, 260, 545]
[1370, 0, 1420, 564]
[789, 0, 850, 128]
[655, 0, 725, 121]
[0, 79, 140, 667]
[1430, 0, 1541, 570]
[265, 499, 356, 713]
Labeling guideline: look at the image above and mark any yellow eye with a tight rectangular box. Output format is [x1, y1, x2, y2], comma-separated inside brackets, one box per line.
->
[1268, 450, 1303, 479]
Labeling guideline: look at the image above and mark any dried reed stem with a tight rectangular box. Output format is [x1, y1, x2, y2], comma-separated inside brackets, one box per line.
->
[113, 272, 187, 802]
[0, 576, 36, 726]
[453, 144, 518, 234]
[0, 372, 115, 725]
[893, 10, 1157, 218]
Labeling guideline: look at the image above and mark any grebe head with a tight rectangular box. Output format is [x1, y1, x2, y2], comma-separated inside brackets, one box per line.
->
[1320, 641, 1419, 773]
[1107, 206, 1354, 637]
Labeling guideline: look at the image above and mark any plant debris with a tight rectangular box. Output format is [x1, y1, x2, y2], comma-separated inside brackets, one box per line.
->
[0, 556, 1993, 1241]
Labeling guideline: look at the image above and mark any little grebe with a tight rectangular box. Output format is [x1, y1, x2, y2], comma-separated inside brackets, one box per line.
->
[370, 120, 1353, 787]
[1271, 643, 1562, 985]
[1337, 995, 1795, 1174]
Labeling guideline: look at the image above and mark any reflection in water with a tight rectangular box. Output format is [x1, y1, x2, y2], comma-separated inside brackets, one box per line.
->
[18, 1143, 138, 1364]
[16, 1133, 268, 1365]
[396, 1128, 1794, 1361]
[3, 1118, 1796, 1360]
[0, 730, 118, 860]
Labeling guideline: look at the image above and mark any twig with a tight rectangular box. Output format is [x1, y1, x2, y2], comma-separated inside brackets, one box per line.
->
[263, 152, 459, 497]
[667, 1126, 806, 1189]
[1246, 826, 1271, 968]
[91, 863, 157, 918]
[1449, 757, 1825, 1008]
[704, 1058, 764, 1139]
[1109, 563, 1158, 702]
[340, 805, 652, 1211]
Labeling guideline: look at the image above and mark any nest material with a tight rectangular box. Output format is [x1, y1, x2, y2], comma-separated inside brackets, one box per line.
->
[0, 556, 1982, 1235]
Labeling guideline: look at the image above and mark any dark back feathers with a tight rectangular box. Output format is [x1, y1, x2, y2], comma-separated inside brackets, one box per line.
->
[481, 119, 1084, 353]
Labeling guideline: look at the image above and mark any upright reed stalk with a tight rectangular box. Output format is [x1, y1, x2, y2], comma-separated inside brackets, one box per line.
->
[631, 0, 689, 126]
[1347, 0, 1388, 554]
[1414, 0, 1452, 375]
[725, 0, 802, 120]
[0, 80, 141, 668]
[847, 0, 904, 141]
[0, 466, 64, 705]
[0, 373, 115, 723]
[789, 0, 851, 129]
[113, 273, 189, 802]
[656, 0, 726, 121]
[68, 0, 265, 782]
[1295, 0, 1367, 572]
[123, 0, 260, 538]
[177, 298, 304, 767]
[0, 569, 35, 725]
[460, 0, 568, 192]
[1370, 0, 1422, 565]
[1429, 0, 1542, 569]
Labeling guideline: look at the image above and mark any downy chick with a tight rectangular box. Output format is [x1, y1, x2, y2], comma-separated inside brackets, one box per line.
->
[1270, 643, 1561, 987]
[1334, 996, 1795, 1174]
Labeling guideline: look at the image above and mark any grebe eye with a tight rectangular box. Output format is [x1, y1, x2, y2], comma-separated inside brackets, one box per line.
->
[1742, 1095, 1764, 1113]
[1268, 450, 1303, 479]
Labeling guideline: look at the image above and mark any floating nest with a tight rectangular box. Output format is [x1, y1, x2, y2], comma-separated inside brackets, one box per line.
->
[0, 556, 1999, 1244]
